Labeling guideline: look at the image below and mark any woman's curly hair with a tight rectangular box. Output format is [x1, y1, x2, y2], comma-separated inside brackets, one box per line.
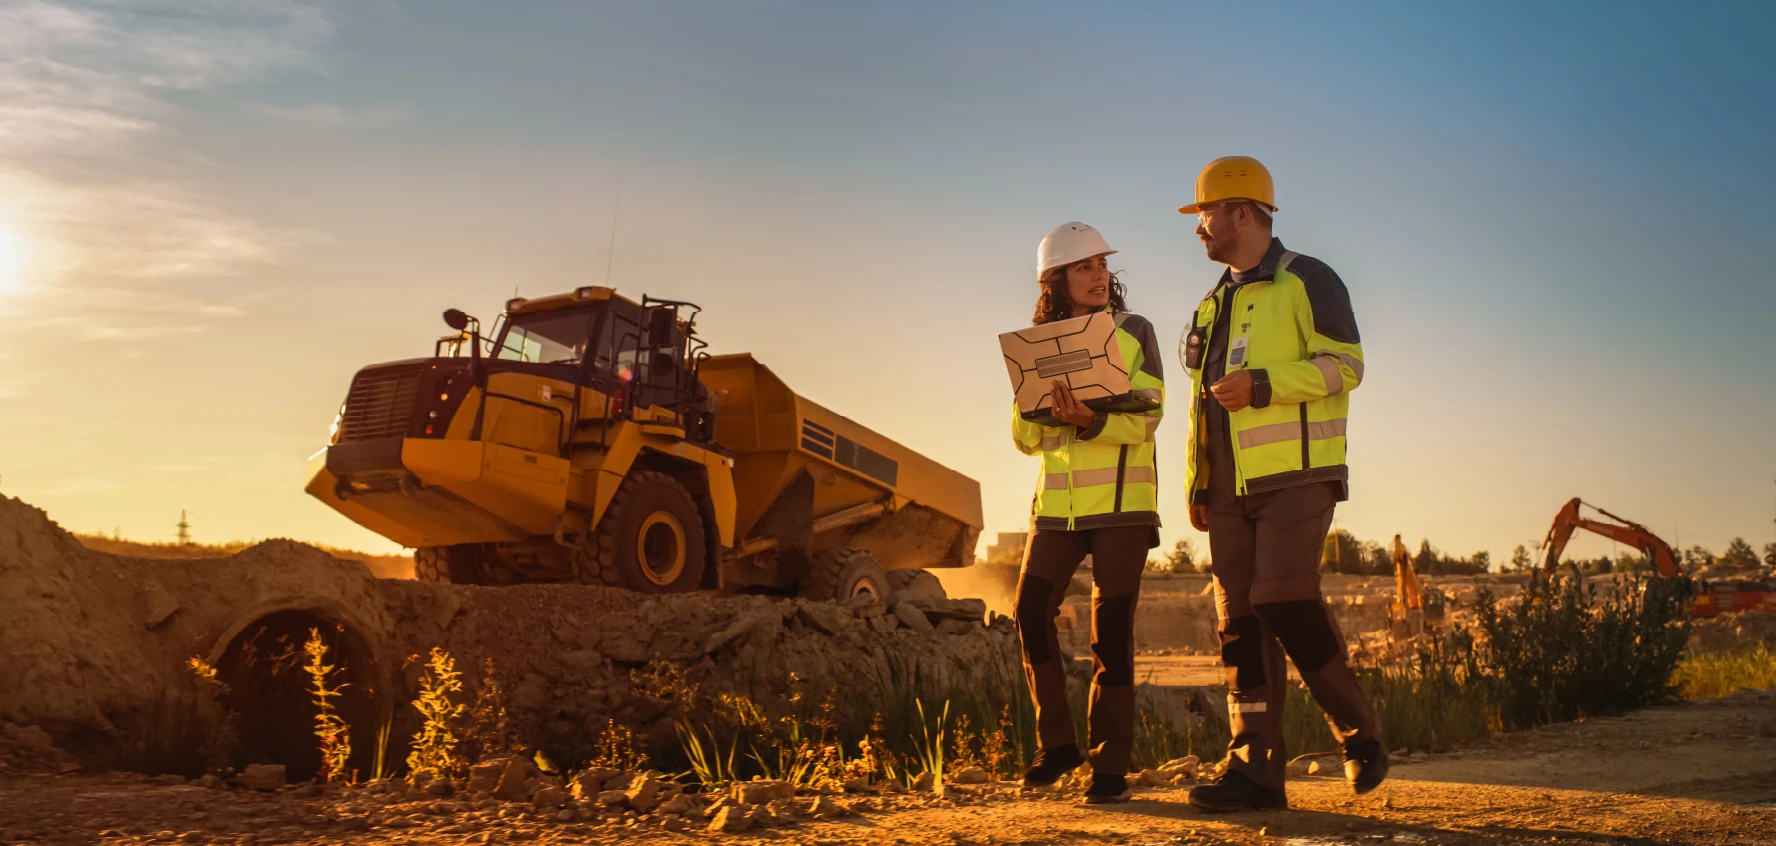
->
[1032, 266, 1128, 325]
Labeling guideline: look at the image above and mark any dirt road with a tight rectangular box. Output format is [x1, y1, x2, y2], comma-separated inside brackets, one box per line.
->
[3, 691, 1772, 845]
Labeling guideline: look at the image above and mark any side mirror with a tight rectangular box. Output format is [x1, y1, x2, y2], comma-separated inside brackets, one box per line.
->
[443, 309, 470, 332]
[646, 308, 676, 347]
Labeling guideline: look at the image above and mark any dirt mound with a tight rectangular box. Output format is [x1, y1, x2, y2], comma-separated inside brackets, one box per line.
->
[1690, 611, 1776, 654]
[0, 494, 1017, 777]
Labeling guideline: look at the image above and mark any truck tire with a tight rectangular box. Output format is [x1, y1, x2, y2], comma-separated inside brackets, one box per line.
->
[805, 548, 894, 604]
[573, 470, 707, 594]
[414, 544, 512, 585]
[888, 568, 947, 601]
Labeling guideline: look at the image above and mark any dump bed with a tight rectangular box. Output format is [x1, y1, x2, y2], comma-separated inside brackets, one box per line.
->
[698, 354, 982, 570]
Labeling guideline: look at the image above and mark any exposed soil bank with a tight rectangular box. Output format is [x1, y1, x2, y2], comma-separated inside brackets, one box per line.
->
[0, 495, 1019, 776]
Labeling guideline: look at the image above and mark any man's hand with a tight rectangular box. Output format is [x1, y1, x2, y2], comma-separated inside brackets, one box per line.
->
[1049, 380, 1097, 429]
[1190, 504, 1210, 532]
[1210, 370, 1254, 412]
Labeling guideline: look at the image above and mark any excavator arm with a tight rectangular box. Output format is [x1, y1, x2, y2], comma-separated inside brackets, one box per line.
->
[1540, 497, 1680, 577]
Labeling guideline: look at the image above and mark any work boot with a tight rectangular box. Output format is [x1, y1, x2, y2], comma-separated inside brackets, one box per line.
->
[1083, 772, 1130, 804]
[1342, 738, 1389, 795]
[1186, 768, 1287, 812]
[1021, 743, 1086, 788]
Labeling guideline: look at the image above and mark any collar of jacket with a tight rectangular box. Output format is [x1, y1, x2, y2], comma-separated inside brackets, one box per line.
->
[1215, 237, 1289, 291]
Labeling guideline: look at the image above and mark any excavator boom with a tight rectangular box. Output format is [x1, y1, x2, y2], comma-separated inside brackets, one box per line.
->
[1540, 497, 1680, 577]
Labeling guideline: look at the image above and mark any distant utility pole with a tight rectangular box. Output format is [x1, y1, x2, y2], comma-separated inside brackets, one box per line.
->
[176, 510, 192, 546]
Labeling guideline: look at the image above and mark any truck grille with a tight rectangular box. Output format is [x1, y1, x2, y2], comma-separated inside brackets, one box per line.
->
[339, 366, 423, 442]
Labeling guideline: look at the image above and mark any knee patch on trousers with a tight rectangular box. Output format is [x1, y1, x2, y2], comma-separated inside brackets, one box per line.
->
[1014, 575, 1058, 665]
[1091, 593, 1137, 686]
[1255, 600, 1339, 674]
[1218, 614, 1266, 691]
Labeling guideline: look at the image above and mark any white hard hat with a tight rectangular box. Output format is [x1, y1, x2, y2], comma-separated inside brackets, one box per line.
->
[1036, 221, 1116, 280]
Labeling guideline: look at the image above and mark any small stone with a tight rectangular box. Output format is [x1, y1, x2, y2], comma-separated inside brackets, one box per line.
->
[707, 805, 752, 832]
[661, 814, 687, 831]
[912, 772, 935, 792]
[237, 764, 285, 792]
[597, 789, 629, 808]
[198, 774, 221, 789]
[625, 777, 663, 813]
[532, 786, 568, 809]
[1136, 769, 1166, 787]
[492, 763, 533, 801]
[657, 794, 693, 816]
[807, 796, 850, 819]
[845, 595, 885, 616]
[555, 808, 574, 822]
[891, 601, 936, 633]
[950, 766, 989, 785]
[1160, 755, 1200, 774]
[153, 773, 187, 786]
[841, 776, 871, 792]
[732, 779, 795, 805]
[568, 767, 619, 799]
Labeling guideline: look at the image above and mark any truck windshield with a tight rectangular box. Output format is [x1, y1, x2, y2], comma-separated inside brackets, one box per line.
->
[494, 307, 600, 365]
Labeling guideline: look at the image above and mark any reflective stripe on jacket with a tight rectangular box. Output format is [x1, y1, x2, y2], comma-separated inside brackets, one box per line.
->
[1012, 310, 1165, 531]
[1185, 239, 1363, 502]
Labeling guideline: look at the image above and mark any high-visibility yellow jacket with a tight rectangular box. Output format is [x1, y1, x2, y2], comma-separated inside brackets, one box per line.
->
[1012, 309, 1165, 532]
[1185, 239, 1364, 501]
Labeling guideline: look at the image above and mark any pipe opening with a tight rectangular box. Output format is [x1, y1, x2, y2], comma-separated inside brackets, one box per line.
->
[215, 609, 383, 782]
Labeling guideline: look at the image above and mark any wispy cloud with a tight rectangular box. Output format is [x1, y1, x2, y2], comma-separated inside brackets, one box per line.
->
[0, 0, 336, 336]
[9, 283, 260, 341]
[253, 102, 404, 128]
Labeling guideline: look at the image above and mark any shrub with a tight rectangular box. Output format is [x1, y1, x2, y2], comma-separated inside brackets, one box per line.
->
[1472, 574, 1689, 729]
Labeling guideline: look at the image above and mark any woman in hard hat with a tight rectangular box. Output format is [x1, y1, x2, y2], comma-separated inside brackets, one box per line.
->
[1011, 222, 1166, 804]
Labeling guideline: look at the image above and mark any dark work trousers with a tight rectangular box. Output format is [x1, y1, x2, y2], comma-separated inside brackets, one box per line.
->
[1208, 481, 1380, 789]
[1014, 524, 1152, 775]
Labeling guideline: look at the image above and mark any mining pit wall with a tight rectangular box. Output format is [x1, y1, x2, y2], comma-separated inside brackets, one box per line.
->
[0, 495, 1024, 779]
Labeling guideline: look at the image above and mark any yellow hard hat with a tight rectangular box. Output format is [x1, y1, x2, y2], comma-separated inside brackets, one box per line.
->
[1178, 156, 1276, 215]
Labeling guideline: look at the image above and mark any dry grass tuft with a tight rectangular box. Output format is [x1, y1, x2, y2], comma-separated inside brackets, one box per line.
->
[1676, 644, 1776, 699]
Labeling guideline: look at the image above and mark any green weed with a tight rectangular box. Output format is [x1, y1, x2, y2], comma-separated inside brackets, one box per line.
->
[301, 629, 352, 783]
[1675, 644, 1776, 699]
[406, 647, 465, 777]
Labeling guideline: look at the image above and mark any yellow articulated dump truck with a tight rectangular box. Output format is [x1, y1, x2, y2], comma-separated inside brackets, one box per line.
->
[306, 286, 981, 602]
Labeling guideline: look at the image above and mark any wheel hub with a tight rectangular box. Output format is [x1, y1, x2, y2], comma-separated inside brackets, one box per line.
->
[635, 512, 687, 586]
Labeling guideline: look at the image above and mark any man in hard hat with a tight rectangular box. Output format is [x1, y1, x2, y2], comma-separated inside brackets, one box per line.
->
[1177, 156, 1386, 811]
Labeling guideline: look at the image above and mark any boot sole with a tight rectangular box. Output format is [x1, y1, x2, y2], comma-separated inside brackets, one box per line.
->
[1020, 758, 1087, 789]
[1083, 789, 1131, 804]
[1186, 795, 1288, 812]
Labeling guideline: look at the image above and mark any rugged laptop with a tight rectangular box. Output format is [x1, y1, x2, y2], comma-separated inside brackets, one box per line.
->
[1000, 312, 1158, 426]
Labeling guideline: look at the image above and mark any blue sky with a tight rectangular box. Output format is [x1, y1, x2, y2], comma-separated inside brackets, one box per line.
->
[0, 1, 1771, 564]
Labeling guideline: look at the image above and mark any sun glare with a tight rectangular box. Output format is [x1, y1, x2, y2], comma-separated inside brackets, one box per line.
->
[0, 227, 28, 294]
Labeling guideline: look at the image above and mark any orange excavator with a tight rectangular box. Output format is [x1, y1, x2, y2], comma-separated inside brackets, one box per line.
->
[1540, 497, 1681, 577]
[1538, 497, 1771, 618]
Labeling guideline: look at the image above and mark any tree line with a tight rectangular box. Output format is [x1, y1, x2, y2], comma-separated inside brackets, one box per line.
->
[1144, 534, 1776, 578]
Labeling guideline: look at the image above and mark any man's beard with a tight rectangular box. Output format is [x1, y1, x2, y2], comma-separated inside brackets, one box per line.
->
[1203, 231, 1238, 264]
